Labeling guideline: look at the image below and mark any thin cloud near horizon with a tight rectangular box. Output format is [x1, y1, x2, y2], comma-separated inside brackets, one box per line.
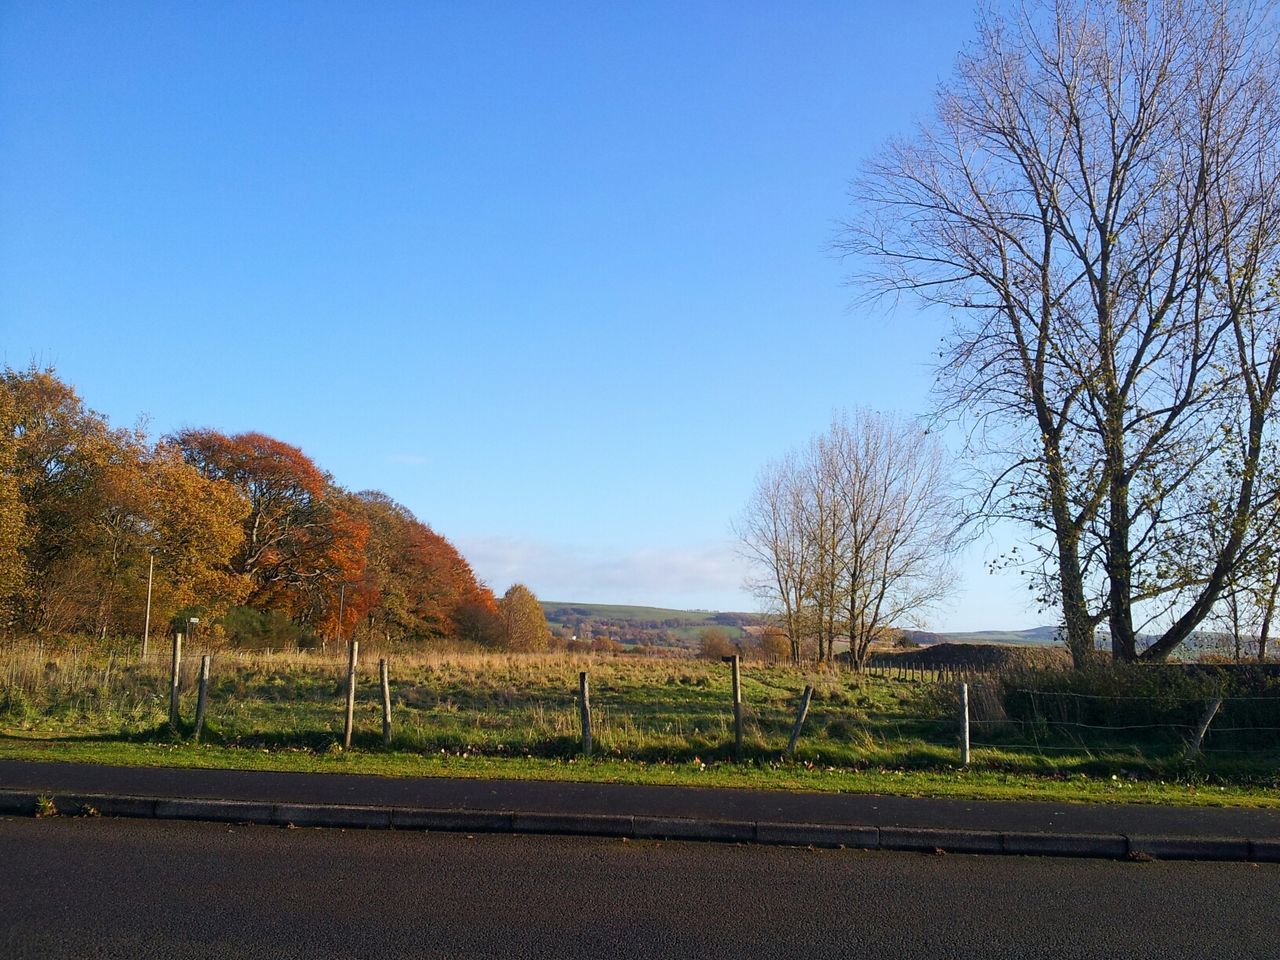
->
[456, 535, 755, 612]
[455, 534, 1047, 632]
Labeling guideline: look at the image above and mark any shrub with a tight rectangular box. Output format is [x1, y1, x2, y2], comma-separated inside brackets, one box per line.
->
[697, 628, 737, 661]
[220, 606, 316, 650]
[998, 663, 1280, 739]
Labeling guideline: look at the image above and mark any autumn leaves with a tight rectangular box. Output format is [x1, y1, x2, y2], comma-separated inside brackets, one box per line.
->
[0, 366, 500, 648]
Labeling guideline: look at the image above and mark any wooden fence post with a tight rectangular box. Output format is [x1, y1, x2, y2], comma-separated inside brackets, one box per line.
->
[380, 658, 392, 746]
[193, 654, 210, 742]
[1184, 697, 1223, 761]
[723, 655, 743, 761]
[786, 685, 814, 758]
[959, 681, 971, 766]
[343, 640, 359, 751]
[168, 632, 183, 730]
[579, 671, 592, 758]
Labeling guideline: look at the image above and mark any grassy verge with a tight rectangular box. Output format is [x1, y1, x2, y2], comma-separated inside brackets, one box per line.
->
[2, 645, 1277, 808]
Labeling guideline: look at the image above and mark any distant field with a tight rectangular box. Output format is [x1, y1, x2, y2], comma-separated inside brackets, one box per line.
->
[905, 627, 1062, 647]
[542, 603, 1066, 650]
[540, 601, 761, 648]
[539, 601, 749, 624]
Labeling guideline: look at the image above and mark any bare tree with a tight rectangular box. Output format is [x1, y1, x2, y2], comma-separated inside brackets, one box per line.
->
[827, 412, 955, 669]
[737, 411, 954, 666]
[843, 0, 1280, 663]
[1209, 536, 1280, 661]
[799, 430, 845, 662]
[736, 453, 812, 662]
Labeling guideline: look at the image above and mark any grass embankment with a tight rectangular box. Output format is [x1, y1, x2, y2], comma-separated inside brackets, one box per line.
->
[1, 646, 1276, 807]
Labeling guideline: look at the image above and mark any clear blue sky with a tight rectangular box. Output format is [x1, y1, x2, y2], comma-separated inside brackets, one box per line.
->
[1, 1, 1040, 630]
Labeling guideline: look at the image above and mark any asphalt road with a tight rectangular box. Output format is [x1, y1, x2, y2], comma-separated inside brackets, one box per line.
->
[2, 816, 1277, 960]
[6, 759, 1279, 838]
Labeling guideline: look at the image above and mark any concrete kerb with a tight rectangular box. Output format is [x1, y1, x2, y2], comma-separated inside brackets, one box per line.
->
[391, 808, 514, 832]
[880, 826, 1003, 855]
[0, 790, 36, 816]
[0, 788, 1273, 862]
[1249, 838, 1280, 862]
[1126, 835, 1252, 862]
[57, 793, 158, 819]
[1002, 830, 1127, 859]
[511, 811, 635, 838]
[155, 797, 276, 824]
[271, 803, 392, 829]
[630, 816, 755, 843]
[756, 821, 879, 849]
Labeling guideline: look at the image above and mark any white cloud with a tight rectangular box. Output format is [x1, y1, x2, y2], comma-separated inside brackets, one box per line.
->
[456, 535, 755, 611]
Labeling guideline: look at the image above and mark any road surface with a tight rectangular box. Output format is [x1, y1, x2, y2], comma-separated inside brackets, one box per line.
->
[6, 758, 1278, 838]
[2, 816, 1274, 959]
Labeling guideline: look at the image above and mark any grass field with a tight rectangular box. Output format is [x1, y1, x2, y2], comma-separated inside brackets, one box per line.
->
[539, 602, 756, 645]
[540, 602, 734, 623]
[1, 644, 1277, 807]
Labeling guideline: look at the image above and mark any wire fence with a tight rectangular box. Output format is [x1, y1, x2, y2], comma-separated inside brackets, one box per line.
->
[3, 641, 1279, 777]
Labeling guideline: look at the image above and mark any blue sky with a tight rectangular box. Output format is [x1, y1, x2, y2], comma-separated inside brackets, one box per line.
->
[1, 1, 1041, 630]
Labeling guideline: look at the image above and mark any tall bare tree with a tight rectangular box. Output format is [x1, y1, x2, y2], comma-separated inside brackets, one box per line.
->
[827, 412, 955, 668]
[843, 0, 1280, 663]
[737, 411, 954, 665]
[736, 453, 812, 662]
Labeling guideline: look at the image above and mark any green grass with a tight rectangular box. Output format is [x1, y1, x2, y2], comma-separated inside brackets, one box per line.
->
[540, 602, 755, 644]
[1, 645, 1277, 808]
[540, 602, 737, 623]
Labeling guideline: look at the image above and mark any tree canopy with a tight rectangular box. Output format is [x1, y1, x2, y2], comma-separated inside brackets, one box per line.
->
[0, 366, 501, 648]
[844, 0, 1280, 662]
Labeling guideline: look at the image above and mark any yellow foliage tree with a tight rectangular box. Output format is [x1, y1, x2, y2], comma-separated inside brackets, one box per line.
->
[499, 583, 550, 651]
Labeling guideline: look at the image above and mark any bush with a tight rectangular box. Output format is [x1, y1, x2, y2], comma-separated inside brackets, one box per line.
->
[697, 628, 737, 661]
[999, 663, 1280, 737]
[220, 606, 316, 650]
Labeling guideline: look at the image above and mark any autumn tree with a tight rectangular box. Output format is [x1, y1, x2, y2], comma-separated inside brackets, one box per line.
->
[174, 430, 370, 637]
[86, 440, 251, 638]
[0, 368, 502, 648]
[498, 583, 551, 651]
[353, 490, 499, 644]
[758, 626, 791, 662]
[844, 1, 1280, 663]
[697, 627, 737, 660]
[0, 368, 250, 638]
[454, 592, 503, 647]
[2, 367, 119, 631]
[140, 444, 251, 623]
[0, 384, 27, 625]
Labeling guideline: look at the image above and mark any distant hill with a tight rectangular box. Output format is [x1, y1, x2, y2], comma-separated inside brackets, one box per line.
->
[539, 602, 765, 649]
[539, 602, 1066, 651]
[902, 626, 1062, 647]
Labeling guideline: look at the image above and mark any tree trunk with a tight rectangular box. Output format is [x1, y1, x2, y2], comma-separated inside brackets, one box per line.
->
[1107, 475, 1138, 662]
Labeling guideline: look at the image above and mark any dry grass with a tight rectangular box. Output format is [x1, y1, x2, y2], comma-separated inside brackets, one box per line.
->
[0, 642, 953, 765]
[2, 642, 1277, 793]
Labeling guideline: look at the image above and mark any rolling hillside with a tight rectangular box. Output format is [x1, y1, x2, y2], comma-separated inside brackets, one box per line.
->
[540, 602, 1064, 651]
[902, 626, 1063, 647]
[540, 602, 764, 649]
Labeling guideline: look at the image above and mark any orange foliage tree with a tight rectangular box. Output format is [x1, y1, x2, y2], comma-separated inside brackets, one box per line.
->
[2, 368, 249, 636]
[174, 430, 371, 638]
[353, 490, 498, 645]
[2, 367, 497, 648]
